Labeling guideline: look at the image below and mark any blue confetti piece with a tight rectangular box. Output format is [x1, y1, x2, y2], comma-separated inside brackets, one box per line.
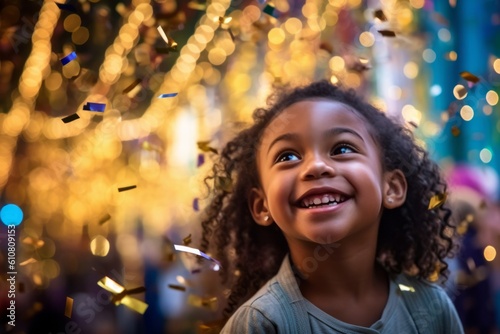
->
[83, 102, 106, 112]
[158, 93, 178, 98]
[193, 198, 199, 212]
[60, 51, 77, 65]
[197, 153, 205, 167]
[263, 4, 279, 18]
[56, 3, 77, 12]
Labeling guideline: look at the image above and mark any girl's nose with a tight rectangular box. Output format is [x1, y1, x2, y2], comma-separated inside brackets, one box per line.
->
[300, 155, 336, 180]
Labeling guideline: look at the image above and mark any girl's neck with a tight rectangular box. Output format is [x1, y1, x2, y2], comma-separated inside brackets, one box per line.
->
[289, 232, 386, 299]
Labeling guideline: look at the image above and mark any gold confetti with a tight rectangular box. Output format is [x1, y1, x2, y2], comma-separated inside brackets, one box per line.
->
[216, 16, 232, 25]
[168, 284, 186, 291]
[183, 234, 192, 246]
[215, 176, 232, 193]
[20, 257, 38, 266]
[97, 277, 148, 314]
[65, 297, 74, 318]
[398, 284, 415, 292]
[428, 193, 447, 210]
[373, 9, 387, 21]
[188, 294, 218, 311]
[197, 141, 218, 154]
[460, 71, 480, 83]
[98, 213, 111, 225]
[377, 30, 396, 37]
[157, 25, 178, 50]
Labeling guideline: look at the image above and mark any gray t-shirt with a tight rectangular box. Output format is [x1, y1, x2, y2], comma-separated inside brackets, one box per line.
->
[221, 255, 464, 333]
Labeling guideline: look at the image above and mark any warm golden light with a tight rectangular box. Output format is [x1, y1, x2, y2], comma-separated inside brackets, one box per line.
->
[484, 245, 497, 262]
[460, 105, 474, 121]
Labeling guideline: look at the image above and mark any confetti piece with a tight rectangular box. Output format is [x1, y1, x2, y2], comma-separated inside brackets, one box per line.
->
[197, 153, 205, 167]
[215, 176, 232, 193]
[193, 198, 199, 212]
[98, 213, 111, 225]
[398, 284, 415, 292]
[98, 277, 149, 314]
[174, 244, 222, 271]
[122, 79, 141, 94]
[157, 26, 178, 49]
[191, 268, 201, 274]
[183, 234, 192, 246]
[83, 102, 106, 112]
[61, 113, 80, 123]
[377, 30, 396, 37]
[428, 193, 447, 210]
[187, 1, 207, 10]
[20, 257, 37, 266]
[216, 16, 232, 25]
[158, 93, 178, 98]
[168, 284, 186, 291]
[319, 42, 334, 54]
[451, 126, 460, 137]
[60, 51, 77, 65]
[408, 121, 418, 128]
[263, 4, 279, 18]
[188, 295, 218, 310]
[65, 297, 74, 318]
[55, 3, 77, 12]
[197, 141, 218, 154]
[373, 9, 388, 21]
[460, 71, 480, 83]
[228, 28, 235, 41]
[118, 185, 137, 192]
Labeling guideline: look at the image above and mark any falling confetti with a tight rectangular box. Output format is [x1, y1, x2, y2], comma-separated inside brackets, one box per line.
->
[215, 176, 232, 193]
[122, 79, 141, 94]
[83, 102, 106, 112]
[377, 30, 396, 37]
[428, 193, 447, 210]
[168, 284, 186, 291]
[173, 244, 221, 271]
[97, 277, 149, 314]
[183, 234, 192, 246]
[192, 198, 199, 212]
[118, 185, 137, 192]
[197, 153, 205, 167]
[460, 71, 480, 83]
[65, 297, 74, 318]
[61, 113, 80, 123]
[373, 9, 388, 21]
[98, 213, 111, 225]
[20, 258, 38, 266]
[158, 93, 178, 98]
[60, 51, 77, 65]
[197, 141, 218, 154]
[263, 4, 279, 18]
[55, 3, 77, 12]
[398, 284, 415, 292]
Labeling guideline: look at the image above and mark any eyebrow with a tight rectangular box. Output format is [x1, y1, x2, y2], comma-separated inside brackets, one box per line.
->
[267, 127, 364, 154]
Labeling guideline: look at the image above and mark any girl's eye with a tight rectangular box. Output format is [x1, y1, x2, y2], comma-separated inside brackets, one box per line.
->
[276, 152, 300, 163]
[332, 144, 356, 155]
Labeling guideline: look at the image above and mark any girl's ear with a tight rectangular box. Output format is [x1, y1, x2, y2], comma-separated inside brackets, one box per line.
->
[383, 169, 407, 209]
[248, 187, 273, 226]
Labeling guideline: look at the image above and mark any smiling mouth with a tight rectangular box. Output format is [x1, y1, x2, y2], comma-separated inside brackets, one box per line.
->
[299, 193, 348, 209]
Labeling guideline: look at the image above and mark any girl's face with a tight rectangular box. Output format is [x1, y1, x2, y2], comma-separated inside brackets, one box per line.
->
[250, 99, 405, 249]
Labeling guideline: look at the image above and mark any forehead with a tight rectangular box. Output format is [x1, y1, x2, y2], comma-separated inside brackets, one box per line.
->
[261, 99, 375, 145]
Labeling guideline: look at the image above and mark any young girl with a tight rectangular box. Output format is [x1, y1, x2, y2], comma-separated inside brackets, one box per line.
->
[199, 80, 463, 333]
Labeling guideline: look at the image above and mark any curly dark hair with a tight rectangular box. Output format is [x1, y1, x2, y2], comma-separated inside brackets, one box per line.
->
[199, 80, 457, 318]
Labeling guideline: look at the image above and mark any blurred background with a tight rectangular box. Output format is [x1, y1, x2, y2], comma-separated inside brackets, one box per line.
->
[0, 0, 499, 333]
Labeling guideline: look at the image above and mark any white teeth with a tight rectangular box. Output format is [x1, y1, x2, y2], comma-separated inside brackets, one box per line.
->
[301, 193, 348, 208]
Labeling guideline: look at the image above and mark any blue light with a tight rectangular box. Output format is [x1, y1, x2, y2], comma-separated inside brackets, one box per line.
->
[1, 204, 23, 226]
